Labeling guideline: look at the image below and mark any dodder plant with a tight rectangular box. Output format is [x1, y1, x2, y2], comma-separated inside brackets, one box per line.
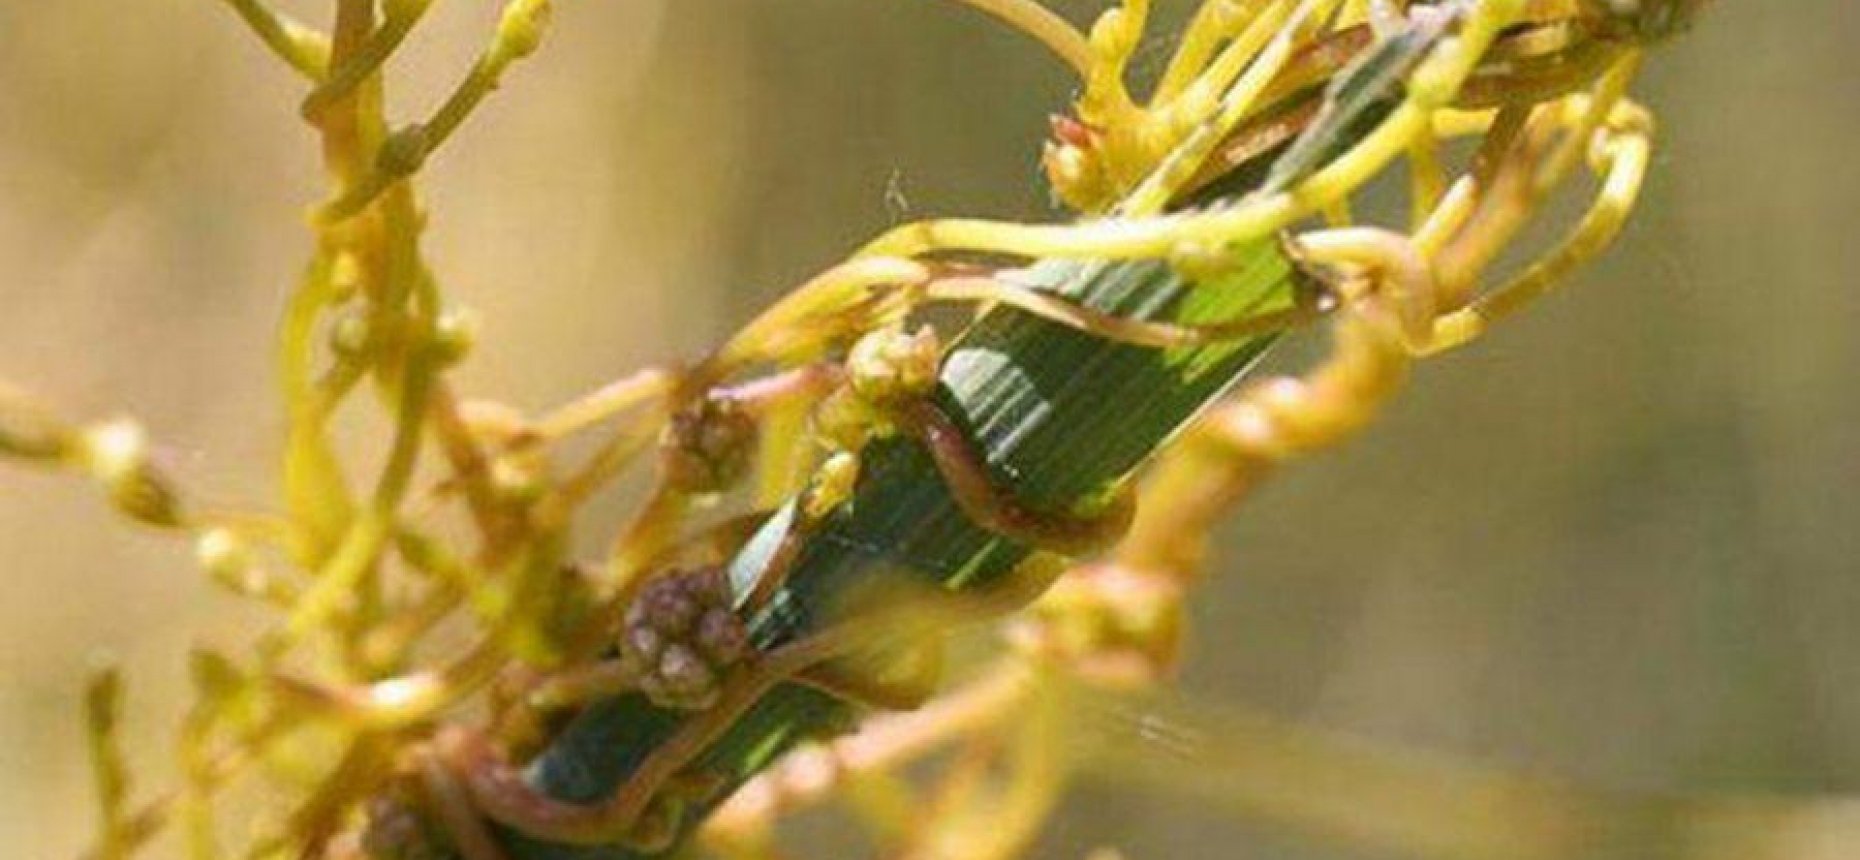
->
[0, 1, 1718, 858]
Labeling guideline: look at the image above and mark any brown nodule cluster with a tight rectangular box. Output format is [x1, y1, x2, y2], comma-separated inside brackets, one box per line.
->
[619, 567, 750, 710]
[658, 397, 757, 495]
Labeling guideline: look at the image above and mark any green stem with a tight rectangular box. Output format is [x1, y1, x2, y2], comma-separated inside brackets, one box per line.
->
[464, 15, 1440, 857]
[491, 242, 1300, 859]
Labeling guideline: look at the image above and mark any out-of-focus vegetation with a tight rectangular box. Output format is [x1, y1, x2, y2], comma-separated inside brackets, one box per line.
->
[0, 1, 1856, 858]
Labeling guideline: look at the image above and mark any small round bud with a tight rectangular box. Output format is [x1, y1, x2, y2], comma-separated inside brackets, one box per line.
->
[811, 388, 880, 453]
[328, 252, 365, 301]
[847, 326, 940, 403]
[1044, 142, 1112, 213]
[432, 307, 480, 366]
[489, 451, 548, 503]
[80, 419, 148, 484]
[494, 0, 553, 63]
[80, 419, 184, 527]
[195, 528, 250, 580]
[659, 398, 757, 495]
[619, 567, 748, 711]
[329, 311, 372, 358]
[804, 451, 861, 520]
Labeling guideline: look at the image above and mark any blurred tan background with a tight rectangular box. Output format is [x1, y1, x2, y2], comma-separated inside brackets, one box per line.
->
[1, 1, 1855, 857]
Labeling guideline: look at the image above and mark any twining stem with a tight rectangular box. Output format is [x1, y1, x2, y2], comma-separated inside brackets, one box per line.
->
[703, 661, 1034, 841]
[317, 0, 555, 223]
[302, 0, 436, 118]
[278, 325, 438, 652]
[52, 1, 1693, 857]
[488, 241, 1299, 859]
[863, 0, 1523, 260]
[942, 0, 1093, 76]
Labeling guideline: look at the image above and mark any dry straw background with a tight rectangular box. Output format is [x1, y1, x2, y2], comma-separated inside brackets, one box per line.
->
[1, 1, 1856, 857]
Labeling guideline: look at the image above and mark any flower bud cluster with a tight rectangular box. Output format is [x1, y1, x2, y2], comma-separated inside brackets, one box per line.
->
[619, 567, 749, 710]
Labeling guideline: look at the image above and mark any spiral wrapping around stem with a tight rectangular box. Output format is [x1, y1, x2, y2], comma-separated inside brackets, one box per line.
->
[34, 2, 1694, 859]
